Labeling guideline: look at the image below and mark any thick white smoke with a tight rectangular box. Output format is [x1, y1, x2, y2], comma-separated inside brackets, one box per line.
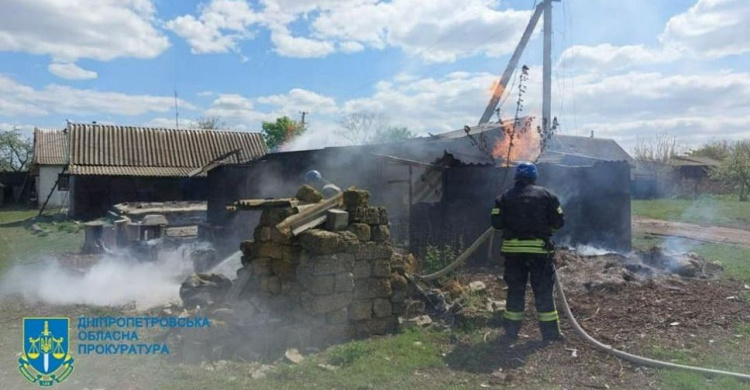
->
[0, 249, 195, 310]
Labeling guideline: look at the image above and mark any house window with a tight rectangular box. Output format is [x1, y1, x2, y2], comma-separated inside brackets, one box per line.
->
[58, 174, 70, 191]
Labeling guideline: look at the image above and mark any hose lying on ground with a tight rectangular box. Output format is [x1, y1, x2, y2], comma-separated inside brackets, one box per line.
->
[414, 227, 494, 281]
[413, 229, 750, 381]
[553, 264, 750, 381]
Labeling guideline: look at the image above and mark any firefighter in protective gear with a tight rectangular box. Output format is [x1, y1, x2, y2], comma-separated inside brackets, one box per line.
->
[490, 162, 565, 343]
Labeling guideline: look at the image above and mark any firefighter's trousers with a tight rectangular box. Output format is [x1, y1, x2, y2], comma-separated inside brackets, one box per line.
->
[501, 253, 561, 340]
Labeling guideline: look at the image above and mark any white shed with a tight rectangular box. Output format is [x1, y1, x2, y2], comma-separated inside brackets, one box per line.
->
[32, 128, 69, 209]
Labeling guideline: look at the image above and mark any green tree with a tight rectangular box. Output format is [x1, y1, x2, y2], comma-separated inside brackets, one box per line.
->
[371, 127, 416, 144]
[688, 140, 732, 161]
[0, 127, 33, 172]
[711, 140, 750, 201]
[261, 116, 306, 151]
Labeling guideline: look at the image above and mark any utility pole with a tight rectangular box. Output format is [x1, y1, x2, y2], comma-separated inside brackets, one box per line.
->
[479, 2, 544, 125]
[542, 0, 557, 134]
[174, 90, 180, 129]
[300, 111, 308, 126]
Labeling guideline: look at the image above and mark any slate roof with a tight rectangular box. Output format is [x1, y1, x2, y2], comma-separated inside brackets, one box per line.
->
[32, 128, 68, 165]
[670, 156, 721, 167]
[67, 123, 268, 177]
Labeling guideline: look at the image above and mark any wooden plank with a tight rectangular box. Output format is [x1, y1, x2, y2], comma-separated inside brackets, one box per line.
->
[276, 193, 344, 233]
[291, 215, 328, 236]
[234, 198, 298, 210]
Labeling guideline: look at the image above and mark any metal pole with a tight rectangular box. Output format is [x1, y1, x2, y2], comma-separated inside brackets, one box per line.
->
[542, 0, 553, 133]
[408, 165, 413, 247]
[478, 3, 544, 125]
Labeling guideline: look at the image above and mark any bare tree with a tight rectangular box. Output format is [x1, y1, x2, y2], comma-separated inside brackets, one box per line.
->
[632, 132, 682, 193]
[0, 127, 33, 172]
[632, 132, 680, 164]
[190, 116, 229, 130]
[337, 112, 388, 145]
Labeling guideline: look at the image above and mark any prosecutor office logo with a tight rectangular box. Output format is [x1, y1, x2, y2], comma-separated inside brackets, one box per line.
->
[19, 318, 75, 387]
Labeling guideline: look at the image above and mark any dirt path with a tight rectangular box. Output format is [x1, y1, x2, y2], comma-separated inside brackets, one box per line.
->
[633, 217, 750, 247]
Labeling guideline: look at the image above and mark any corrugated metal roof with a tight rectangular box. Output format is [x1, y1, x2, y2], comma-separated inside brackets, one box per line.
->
[670, 156, 721, 167]
[68, 165, 205, 177]
[545, 135, 635, 166]
[68, 123, 267, 169]
[33, 128, 68, 165]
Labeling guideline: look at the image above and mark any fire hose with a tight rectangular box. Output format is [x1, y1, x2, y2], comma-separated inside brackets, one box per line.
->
[413, 227, 750, 381]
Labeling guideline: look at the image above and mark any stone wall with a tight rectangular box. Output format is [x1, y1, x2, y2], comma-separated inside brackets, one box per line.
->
[235, 189, 404, 348]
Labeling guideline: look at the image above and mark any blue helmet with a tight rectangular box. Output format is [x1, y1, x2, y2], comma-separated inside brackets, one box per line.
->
[304, 170, 323, 183]
[514, 162, 538, 181]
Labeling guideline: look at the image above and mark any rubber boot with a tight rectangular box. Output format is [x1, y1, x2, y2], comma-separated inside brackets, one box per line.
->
[502, 320, 521, 341]
[539, 321, 564, 343]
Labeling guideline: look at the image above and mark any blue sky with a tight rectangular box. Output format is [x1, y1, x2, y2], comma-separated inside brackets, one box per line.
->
[0, 0, 747, 151]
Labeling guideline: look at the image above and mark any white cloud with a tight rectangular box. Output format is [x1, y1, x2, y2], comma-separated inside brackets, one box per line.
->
[166, 0, 257, 54]
[169, 0, 533, 62]
[257, 88, 338, 114]
[339, 41, 365, 53]
[270, 27, 336, 58]
[47, 62, 98, 80]
[661, 0, 750, 58]
[559, 0, 749, 72]
[0, 74, 194, 117]
[558, 44, 679, 72]
[311, 0, 533, 62]
[0, 0, 169, 64]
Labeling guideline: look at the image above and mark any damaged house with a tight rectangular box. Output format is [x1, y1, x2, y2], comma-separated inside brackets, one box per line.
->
[33, 123, 267, 219]
[207, 124, 633, 261]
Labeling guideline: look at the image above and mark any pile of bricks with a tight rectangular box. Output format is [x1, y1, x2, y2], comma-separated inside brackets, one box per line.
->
[235, 188, 403, 347]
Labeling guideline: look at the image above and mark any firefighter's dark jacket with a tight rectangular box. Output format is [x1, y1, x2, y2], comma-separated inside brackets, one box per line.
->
[491, 182, 564, 253]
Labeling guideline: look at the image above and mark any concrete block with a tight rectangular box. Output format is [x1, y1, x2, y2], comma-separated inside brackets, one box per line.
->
[348, 207, 387, 225]
[353, 261, 371, 279]
[337, 231, 360, 252]
[349, 300, 373, 321]
[296, 185, 323, 203]
[301, 253, 354, 274]
[373, 299, 393, 318]
[302, 292, 353, 315]
[299, 229, 341, 255]
[354, 278, 392, 299]
[326, 308, 349, 324]
[335, 272, 355, 292]
[372, 260, 391, 278]
[355, 242, 394, 261]
[371, 225, 390, 242]
[303, 274, 335, 295]
[343, 190, 370, 209]
[325, 209, 349, 231]
[347, 223, 371, 241]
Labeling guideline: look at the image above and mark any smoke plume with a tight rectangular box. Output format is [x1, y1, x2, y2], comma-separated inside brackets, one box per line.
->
[0, 248, 195, 310]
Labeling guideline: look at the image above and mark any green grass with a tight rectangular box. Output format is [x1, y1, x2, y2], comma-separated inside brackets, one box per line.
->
[632, 196, 750, 229]
[158, 328, 453, 390]
[0, 207, 84, 275]
[694, 243, 750, 283]
[650, 343, 750, 390]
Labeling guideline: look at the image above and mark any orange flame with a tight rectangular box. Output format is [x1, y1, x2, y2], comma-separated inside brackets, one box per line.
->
[491, 121, 541, 165]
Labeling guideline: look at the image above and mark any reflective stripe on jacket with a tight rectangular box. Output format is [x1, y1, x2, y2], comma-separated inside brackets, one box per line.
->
[500, 238, 552, 254]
